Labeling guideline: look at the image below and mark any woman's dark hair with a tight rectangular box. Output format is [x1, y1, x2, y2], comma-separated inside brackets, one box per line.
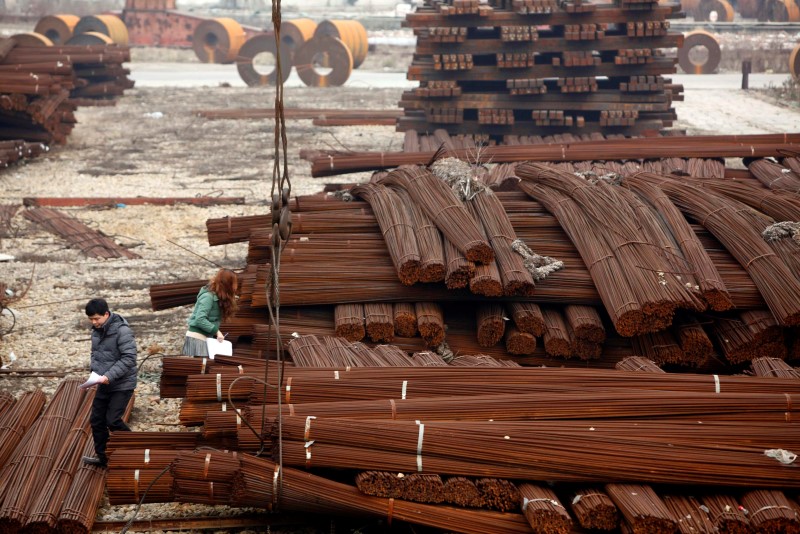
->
[85, 298, 110, 317]
[209, 269, 239, 320]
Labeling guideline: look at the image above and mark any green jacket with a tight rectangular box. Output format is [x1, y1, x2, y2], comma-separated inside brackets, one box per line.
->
[187, 286, 221, 337]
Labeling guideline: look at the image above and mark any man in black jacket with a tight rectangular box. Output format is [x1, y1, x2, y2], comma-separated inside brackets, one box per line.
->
[82, 298, 137, 467]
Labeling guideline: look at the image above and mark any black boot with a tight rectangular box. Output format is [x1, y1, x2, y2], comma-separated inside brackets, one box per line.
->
[82, 455, 107, 467]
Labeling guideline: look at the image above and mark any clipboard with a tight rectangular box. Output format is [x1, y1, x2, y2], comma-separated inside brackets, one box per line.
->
[206, 338, 233, 359]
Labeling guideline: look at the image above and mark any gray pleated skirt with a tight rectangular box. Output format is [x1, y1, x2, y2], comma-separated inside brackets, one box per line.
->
[182, 336, 209, 357]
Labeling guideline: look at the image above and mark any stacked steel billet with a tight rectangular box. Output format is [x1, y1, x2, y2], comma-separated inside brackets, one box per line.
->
[623, 173, 800, 326]
[752, 357, 800, 378]
[106, 449, 177, 504]
[0, 379, 86, 532]
[276, 416, 799, 486]
[662, 494, 716, 534]
[749, 158, 800, 192]
[740, 490, 800, 531]
[0, 390, 47, 465]
[399, 0, 684, 137]
[605, 484, 676, 533]
[569, 488, 620, 530]
[24, 390, 94, 532]
[519, 484, 572, 534]
[350, 183, 421, 285]
[23, 207, 140, 259]
[700, 494, 750, 533]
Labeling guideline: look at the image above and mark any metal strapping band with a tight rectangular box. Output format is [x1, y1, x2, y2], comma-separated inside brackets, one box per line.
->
[334, 370, 340, 380]
[289, 403, 295, 416]
[305, 440, 313, 469]
[751, 504, 793, 519]
[272, 465, 281, 509]
[286, 377, 292, 403]
[134, 469, 140, 502]
[390, 399, 397, 420]
[713, 374, 720, 394]
[201, 358, 207, 374]
[236, 412, 241, 426]
[786, 393, 792, 422]
[209, 481, 214, 500]
[415, 420, 425, 472]
[203, 453, 211, 478]
[221, 402, 227, 412]
[216, 374, 222, 401]
[387, 498, 394, 526]
[304, 416, 316, 442]
[346, 366, 351, 371]
[402, 380, 408, 400]
[143, 449, 150, 465]
[238, 365, 243, 374]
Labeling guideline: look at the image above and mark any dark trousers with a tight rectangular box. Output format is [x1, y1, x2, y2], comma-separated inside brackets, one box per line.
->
[90, 388, 133, 461]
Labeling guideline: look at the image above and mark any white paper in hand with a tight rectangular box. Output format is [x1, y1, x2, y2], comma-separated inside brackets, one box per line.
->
[79, 371, 104, 389]
[206, 338, 233, 359]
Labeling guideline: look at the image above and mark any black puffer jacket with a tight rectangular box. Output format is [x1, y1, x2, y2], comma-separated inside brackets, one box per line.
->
[90, 312, 137, 392]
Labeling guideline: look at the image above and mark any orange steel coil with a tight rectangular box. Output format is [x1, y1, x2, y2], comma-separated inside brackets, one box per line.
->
[767, 0, 800, 21]
[74, 14, 129, 46]
[193, 18, 246, 64]
[34, 14, 80, 44]
[696, 0, 735, 20]
[791, 42, 800, 80]
[280, 18, 317, 55]
[314, 19, 368, 69]
[10, 33, 53, 47]
[236, 33, 291, 86]
[678, 30, 721, 74]
[294, 35, 353, 87]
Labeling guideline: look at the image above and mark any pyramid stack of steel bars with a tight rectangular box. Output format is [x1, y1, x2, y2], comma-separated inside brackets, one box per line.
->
[0, 36, 133, 153]
[398, 0, 685, 137]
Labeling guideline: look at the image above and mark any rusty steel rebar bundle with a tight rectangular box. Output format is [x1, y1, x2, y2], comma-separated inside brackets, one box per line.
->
[393, 303, 418, 338]
[605, 484, 676, 534]
[0, 390, 46, 466]
[309, 134, 800, 177]
[662, 494, 716, 534]
[739, 489, 800, 532]
[751, 357, 800, 379]
[569, 487, 620, 531]
[700, 493, 750, 533]
[334, 303, 366, 342]
[711, 313, 787, 365]
[378, 166, 494, 264]
[0, 378, 86, 532]
[23, 207, 139, 259]
[276, 416, 799, 486]
[624, 173, 800, 326]
[23, 388, 95, 534]
[748, 158, 800, 192]
[519, 483, 572, 534]
[387, 186, 447, 283]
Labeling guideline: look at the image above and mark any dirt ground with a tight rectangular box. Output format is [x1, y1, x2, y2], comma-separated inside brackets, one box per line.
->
[1, 32, 800, 531]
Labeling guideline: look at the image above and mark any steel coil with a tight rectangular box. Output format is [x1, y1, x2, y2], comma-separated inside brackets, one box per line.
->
[65, 31, 115, 46]
[314, 20, 368, 69]
[677, 0, 701, 17]
[33, 14, 79, 44]
[10, 32, 53, 47]
[281, 18, 317, 57]
[790, 42, 800, 80]
[236, 33, 291, 86]
[737, 0, 761, 17]
[74, 14, 129, 46]
[678, 30, 721, 74]
[193, 17, 246, 64]
[765, 0, 800, 21]
[696, 0, 735, 20]
[295, 35, 353, 87]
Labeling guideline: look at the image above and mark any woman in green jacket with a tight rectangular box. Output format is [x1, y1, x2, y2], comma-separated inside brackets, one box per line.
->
[182, 268, 238, 356]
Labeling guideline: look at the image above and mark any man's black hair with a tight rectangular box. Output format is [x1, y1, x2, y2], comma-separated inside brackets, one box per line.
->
[85, 298, 110, 317]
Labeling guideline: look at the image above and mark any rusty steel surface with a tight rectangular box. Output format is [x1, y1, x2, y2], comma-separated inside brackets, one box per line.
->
[122, 10, 207, 47]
